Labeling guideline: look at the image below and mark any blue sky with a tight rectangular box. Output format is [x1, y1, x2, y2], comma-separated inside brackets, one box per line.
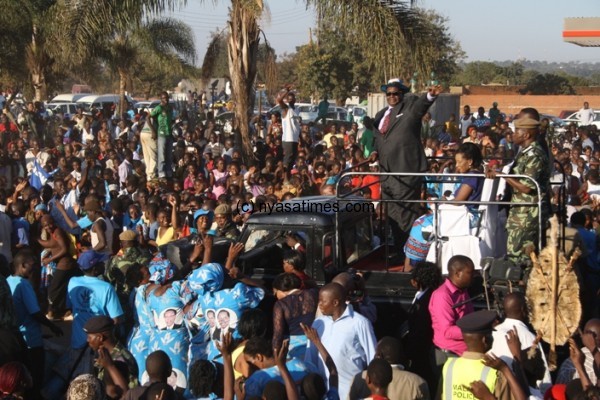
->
[168, 0, 600, 64]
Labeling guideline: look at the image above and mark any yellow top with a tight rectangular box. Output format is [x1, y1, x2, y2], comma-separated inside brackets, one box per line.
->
[156, 227, 176, 247]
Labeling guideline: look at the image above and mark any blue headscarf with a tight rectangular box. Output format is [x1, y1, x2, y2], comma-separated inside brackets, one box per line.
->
[187, 263, 224, 296]
[148, 256, 175, 285]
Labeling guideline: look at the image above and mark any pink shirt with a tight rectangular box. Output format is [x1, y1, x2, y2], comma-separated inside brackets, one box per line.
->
[429, 278, 473, 355]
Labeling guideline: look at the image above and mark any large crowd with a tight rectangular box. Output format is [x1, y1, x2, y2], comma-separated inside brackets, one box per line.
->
[0, 86, 598, 400]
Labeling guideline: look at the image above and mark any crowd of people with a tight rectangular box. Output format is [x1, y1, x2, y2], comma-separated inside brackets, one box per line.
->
[0, 83, 598, 400]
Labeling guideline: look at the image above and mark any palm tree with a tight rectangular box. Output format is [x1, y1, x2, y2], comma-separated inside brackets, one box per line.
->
[226, 0, 265, 163]
[53, 0, 195, 115]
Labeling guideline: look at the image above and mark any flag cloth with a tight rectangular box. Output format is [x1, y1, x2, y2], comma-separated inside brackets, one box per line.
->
[29, 159, 50, 190]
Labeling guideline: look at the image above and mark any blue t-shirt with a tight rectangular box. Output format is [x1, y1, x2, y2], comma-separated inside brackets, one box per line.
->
[244, 358, 310, 399]
[67, 275, 123, 348]
[454, 174, 484, 205]
[7, 275, 42, 348]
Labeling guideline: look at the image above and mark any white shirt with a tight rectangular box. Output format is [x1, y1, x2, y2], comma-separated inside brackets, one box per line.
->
[305, 305, 377, 400]
[577, 107, 596, 126]
[460, 114, 475, 138]
[25, 150, 50, 174]
[489, 318, 552, 391]
[281, 104, 300, 142]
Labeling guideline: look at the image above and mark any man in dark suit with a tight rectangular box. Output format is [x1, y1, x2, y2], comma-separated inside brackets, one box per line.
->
[369, 79, 442, 258]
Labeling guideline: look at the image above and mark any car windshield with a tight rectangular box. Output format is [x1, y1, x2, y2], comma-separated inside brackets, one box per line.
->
[78, 102, 92, 111]
[243, 226, 312, 253]
[243, 228, 298, 252]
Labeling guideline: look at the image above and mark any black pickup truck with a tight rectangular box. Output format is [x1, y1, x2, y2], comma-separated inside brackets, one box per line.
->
[235, 195, 418, 335]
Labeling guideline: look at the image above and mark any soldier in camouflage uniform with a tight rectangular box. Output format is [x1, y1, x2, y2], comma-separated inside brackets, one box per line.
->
[487, 116, 550, 263]
[214, 204, 239, 240]
[105, 230, 152, 297]
[83, 316, 139, 392]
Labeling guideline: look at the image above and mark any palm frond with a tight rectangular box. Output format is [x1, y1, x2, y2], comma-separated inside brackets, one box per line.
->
[201, 31, 227, 86]
[142, 17, 196, 63]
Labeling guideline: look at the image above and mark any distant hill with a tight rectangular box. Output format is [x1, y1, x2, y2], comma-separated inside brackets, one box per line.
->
[469, 60, 600, 80]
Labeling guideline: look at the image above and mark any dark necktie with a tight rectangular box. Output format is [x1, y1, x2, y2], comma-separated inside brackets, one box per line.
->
[380, 111, 391, 135]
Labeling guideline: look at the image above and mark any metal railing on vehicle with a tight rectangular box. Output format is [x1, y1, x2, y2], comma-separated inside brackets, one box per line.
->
[335, 170, 546, 271]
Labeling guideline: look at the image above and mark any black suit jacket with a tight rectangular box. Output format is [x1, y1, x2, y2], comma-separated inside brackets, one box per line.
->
[373, 93, 435, 199]
[404, 288, 434, 353]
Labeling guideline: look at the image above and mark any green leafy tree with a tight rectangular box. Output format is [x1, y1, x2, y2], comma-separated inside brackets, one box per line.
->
[452, 62, 501, 86]
[520, 73, 575, 95]
[0, 0, 59, 100]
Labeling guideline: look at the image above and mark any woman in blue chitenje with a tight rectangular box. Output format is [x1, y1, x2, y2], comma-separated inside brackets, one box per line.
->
[186, 243, 264, 364]
[143, 255, 195, 390]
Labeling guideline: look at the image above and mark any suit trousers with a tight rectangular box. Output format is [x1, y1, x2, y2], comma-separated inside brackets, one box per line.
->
[381, 177, 422, 253]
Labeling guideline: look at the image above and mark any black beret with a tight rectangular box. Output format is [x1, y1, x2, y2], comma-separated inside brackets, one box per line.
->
[83, 316, 115, 334]
[456, 310, 498, 334]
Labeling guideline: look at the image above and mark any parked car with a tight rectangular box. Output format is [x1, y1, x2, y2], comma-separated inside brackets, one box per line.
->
[327, 106, 348, 121]
[133, 100, 154, 113]
[76, 94, 134, 114]
[46, 102, 79, 119]
[267, 103, 318, 122]
[559, 110, 576, 120]
[49, 93, 88, 103]
[562, 110, 600, 128]
[348, 105, 368, 127]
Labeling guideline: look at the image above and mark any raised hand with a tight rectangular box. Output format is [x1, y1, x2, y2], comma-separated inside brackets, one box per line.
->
[569, 338, 586, 368]
[506, 326, 522, 360]
[96, 346, 114, 368]
[275, 339, 290, 367]
[216, 331, 233, 358]
[227, 242, 244, 260]
[428, 84, 443, 97]
[300, 323, 321, 345]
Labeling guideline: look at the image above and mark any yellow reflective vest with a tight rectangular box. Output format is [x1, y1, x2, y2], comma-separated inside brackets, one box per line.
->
[441, 356, 497, 399]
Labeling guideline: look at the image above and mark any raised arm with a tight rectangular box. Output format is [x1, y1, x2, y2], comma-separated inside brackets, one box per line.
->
[301, 323, 338, 390]
[168, 196, 179, 238]
[54, 201, 80, 230]
[274, 340, 300, 400]
[277, 87, 290, 111]
[216, 332, 235, 400]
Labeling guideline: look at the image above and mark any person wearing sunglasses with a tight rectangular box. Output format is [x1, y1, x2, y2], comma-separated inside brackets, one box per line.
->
[369, 79, 443, 261]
